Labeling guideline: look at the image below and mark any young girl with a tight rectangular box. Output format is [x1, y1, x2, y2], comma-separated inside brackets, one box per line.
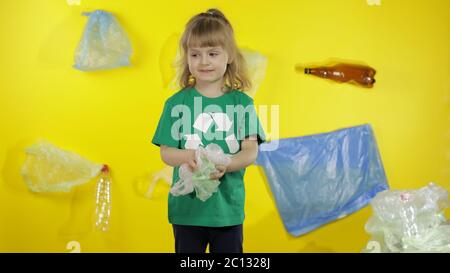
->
[152, 8, 265, 253]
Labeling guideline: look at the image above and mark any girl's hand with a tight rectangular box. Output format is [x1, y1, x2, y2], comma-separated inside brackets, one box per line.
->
[210, 165, 227, 180]
[186, 150, 198, 172]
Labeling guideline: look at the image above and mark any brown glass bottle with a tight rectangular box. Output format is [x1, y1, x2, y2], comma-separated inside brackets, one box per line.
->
[304, 63, 376, 88]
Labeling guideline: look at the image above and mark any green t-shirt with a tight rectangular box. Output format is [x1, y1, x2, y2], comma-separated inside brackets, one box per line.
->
[152, 87, 266, 227]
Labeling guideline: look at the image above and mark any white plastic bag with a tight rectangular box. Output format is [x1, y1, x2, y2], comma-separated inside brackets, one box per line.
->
[21, 140, 112, 232]
[21, 141, 102, 193]
[364, 182, 450, 252]
[170, 144, 231, 202]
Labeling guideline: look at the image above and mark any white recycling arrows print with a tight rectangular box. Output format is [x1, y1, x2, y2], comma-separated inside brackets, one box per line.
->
[184, 112, 239, 154]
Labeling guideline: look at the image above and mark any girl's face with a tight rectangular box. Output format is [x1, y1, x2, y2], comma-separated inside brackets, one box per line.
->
[187, 46, 229, 86]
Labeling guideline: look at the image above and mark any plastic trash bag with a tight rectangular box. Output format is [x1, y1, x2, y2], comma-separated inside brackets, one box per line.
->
[255, 124, 389, 236]
[363, 182, 450, 252]
[21, 141, 103, 193]
[159, 33, 181, 90]
[240, 48, 268, 98]
[74, 10, 132, 71]
[170, 143, 231, 202]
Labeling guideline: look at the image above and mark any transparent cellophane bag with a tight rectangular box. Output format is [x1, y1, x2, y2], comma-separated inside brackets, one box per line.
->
[170, 143, 231, 202]
[364, 182, 450, 253]
[21, 141, 102, 193]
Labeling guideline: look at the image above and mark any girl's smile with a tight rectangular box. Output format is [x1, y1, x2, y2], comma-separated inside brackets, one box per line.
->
[188, 46, 229, 85]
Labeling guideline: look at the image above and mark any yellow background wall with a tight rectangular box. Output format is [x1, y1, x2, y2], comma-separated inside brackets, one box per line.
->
[0, 0, 449, 252]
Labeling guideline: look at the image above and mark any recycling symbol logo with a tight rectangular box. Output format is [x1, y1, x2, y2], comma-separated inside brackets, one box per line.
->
[184, 112, 239, 154]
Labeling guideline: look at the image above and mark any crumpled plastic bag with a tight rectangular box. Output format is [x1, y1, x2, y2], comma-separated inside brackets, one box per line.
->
[74, 10, 132, 71]
[170, 143, 231, 202]
[22, 140, 112, 232]
[255, 124, 389, 236]
[134, 165, 173, 199]
[21, 141, 103, 193]
[363, 182, 450, 252]
[240, 48, 268, 98]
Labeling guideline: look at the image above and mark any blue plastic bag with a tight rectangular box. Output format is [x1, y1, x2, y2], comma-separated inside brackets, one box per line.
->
[255, 124, 389, 236]
[74, 10, 132, 71]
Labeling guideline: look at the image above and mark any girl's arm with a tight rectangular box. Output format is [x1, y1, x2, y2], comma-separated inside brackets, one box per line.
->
[211, 136, 258, 179]
[161, 135, 259, 178]
[226, 135, 259, 172]
[160, 145, 197, 170]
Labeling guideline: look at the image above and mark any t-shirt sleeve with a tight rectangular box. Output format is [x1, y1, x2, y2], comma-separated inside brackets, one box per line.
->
[237, 99, 266, 146]
[151, 100, 180, 148]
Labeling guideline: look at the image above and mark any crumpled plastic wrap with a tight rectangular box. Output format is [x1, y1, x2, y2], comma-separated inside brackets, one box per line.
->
[21, 140, 112, 232]
[240, 48, 268, 98]
[134, 165, 173, 199]
[170, 144, 231, 202]
[364, 182, 450, 252]
[21, 141, 103, 193]
[255, 124, 389, 236]
[74, 10, 132, 71]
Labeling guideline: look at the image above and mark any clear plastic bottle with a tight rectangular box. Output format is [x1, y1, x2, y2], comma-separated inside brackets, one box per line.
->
[304, 63, 376, 88]
[95, 164, 112, 232]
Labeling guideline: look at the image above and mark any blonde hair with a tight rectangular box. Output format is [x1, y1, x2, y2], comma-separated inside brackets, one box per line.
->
[178, 8, 251, 91]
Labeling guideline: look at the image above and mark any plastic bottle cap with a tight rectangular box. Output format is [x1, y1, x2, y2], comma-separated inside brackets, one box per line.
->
[101, 164, 110, 173]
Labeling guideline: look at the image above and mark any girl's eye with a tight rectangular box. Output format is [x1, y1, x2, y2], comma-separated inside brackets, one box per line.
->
[210, 52, 219, 56]
[190, 54, 198, 57]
